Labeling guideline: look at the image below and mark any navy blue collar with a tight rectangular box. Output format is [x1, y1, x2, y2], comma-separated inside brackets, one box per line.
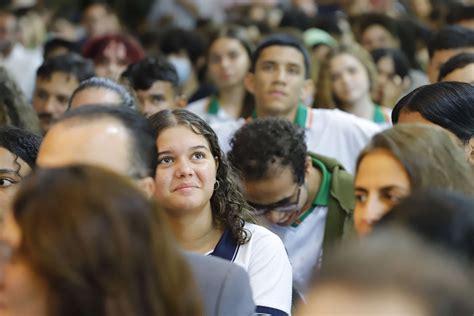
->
[209, 228, 239, 262]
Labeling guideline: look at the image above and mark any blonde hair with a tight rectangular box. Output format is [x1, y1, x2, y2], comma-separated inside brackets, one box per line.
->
[315, 44, 377, 109]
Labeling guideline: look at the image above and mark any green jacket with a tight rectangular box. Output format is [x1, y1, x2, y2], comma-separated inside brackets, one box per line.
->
[308, 152, 355, 250]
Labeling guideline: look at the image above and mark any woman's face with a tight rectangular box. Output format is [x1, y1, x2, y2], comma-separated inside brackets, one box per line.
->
[354, 149, 411, 236]
[373, 56, 405, 106]
[208, 37, 250, 89]
[0, 148, 31, 220]
[154, 125, 218, 216]
[330, 53, 371, 106]
[0, 211, 48, 316]
[94, 40, 129, 80]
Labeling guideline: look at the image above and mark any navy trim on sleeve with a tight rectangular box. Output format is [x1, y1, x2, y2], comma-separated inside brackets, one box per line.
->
[256, 305, 288, 316]
[209, 228, 239, 262]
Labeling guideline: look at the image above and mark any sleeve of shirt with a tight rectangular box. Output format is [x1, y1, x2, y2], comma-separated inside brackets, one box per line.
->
[247, 226, 293, 315]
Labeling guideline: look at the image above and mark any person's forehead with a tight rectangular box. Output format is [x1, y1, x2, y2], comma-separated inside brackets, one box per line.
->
[257, 45, 305, 67]
[142, 80, 175, 96]
[39, 117, 131, 168]
[37, 71, 79, 86]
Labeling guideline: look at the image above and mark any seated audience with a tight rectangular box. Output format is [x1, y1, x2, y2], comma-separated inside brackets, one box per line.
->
[37, 105, 256, 316]
[0, 165, 202, 315]
[229, 118, 354, 296]
[215, 33, 380, 173]
[391, 82, 474, 163]
[149, 109, 292, 315]
[354, 124, 474, 236]
[121, 56, 186, 117]
[32, 53, 95, 133]
[297, 229, 474, 316]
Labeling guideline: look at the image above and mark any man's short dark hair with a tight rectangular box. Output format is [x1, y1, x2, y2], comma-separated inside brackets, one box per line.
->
[250, 33, 311, 79]
[228, 118, 307, 185]
[43, 38, 81, 58]
[438, 52, 474, 81]
[68, 77, 136, 109]
[121, 56, 179, 93]
[356, 13, 399, 39]
[427, 25, 474, 58]
[36, 53, 95, 83]
[446, 3, 474, 26]
[391, 81, 474, 144]
[58, 105, 157, 178]
[0, 126, 42, 169]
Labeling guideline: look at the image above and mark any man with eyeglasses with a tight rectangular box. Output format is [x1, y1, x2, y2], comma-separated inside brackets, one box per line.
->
[229, 118, 355, 297]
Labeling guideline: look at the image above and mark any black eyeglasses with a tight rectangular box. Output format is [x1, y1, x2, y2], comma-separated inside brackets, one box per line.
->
[248, 187, 301, 216]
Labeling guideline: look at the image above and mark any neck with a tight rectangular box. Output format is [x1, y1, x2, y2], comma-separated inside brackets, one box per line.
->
[339, 95, 374, 120]
[302, 159, 322, 211]
[256, 102, 298, 122]
[0, 43, 13, 58]
[218, 84, 246, 118]
[164, 204, 222, 254]
[182, 71, 198, 100]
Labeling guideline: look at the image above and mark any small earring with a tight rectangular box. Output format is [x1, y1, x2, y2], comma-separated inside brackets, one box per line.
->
[214, 180, 220, 191]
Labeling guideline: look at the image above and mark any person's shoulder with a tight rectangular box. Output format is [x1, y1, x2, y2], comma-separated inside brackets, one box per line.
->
[244, 223, 286, 247]
[184, 253, 255, 316]
[186, 97, 210, 114]
[311, 108, 381, 133]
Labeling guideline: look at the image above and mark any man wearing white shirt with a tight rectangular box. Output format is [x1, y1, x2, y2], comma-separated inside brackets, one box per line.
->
[0, 10, 42, 100]
[212, 33, 380, 173]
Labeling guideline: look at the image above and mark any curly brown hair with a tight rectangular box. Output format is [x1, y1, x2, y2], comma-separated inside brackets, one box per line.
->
[0, 66, 41, 134]
[149, 109, 255, 245]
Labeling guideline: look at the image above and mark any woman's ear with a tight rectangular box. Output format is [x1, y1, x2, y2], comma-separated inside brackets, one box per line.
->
[466, 137, 474, 165]
[135, 176, 155, 199]
[304, 155, 312, 174]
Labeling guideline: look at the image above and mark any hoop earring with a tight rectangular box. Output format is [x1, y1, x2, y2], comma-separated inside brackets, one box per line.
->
[214, 180, 220, 191]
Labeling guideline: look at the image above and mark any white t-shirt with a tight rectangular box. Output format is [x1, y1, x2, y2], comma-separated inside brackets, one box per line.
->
[187, 96, 238, 125]
[212, 107, 381, 174]
[0, 43, 43, 100]
[260, 206, 328, 296]
[209, 223, 293, 316]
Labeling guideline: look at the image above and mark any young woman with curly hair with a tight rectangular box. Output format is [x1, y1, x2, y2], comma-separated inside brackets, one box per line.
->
[148, 109, 293, 316]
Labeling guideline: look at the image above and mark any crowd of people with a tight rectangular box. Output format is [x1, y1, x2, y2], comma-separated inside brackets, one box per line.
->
[0, 0, 473, 315]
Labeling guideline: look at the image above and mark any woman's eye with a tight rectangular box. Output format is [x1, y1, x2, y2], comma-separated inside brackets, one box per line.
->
[383, 192, 402, 203]
[0, 179, 16, 187]
[192, 152, 205, 160]
[354, 193, 366, 203]
[158, 157, 173, 165]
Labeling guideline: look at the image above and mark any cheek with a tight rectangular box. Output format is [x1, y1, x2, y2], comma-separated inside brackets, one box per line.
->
[95, 65, 108, 76]
[153, 170, 172, 195]
[3, 262, 47, 314]
[0, 187, 19, 214]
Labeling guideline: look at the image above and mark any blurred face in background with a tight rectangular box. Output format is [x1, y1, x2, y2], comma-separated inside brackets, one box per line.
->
[330, 53, 371, 106]
[208, 37, 250, 89]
